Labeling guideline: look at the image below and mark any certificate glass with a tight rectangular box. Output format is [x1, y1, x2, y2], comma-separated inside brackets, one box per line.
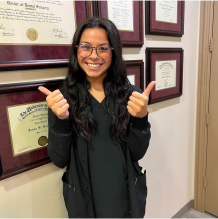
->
[155, 0, 178, 24]
[7, 101, 48, 157]
[155, 60, 177, 91]
[145, 1, 184, 37]
[146, 48, 183, 104]
[0, 79, 63, 180]
[126, 60, 144, 90]
[97, 1, 143, 47]
[0, 1, 75, 45]
[127, 75, 135, 85]
[107, 0, 134, 32]
[0, 1, 92, 70]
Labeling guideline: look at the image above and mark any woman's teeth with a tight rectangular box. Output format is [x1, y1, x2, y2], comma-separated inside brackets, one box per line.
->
[87, 63, 101, 67]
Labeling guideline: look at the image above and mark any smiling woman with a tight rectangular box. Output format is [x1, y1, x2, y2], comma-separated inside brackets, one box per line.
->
[76, 28, 112, 87]
[38, 17, 154, 218]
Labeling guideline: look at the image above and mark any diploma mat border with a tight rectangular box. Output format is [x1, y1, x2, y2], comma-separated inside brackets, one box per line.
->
[0, 1, 92, 71]
[125, 60, 144, 90]
[0, 79, 64, 180]
[96, 1, 144, 47]
[146, 48, 183, 104]
[145, 1, 185, 37]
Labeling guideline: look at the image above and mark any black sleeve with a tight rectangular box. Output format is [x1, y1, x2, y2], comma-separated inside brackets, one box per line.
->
[127, 85, 151, 162]
[47, 88, 73, 168]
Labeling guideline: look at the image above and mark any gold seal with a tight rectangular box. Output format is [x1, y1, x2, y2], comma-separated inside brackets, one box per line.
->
[38, 136, 48, 146]
[26, 28, 38, 41]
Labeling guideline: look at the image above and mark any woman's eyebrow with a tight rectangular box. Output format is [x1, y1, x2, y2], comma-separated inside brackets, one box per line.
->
[80, 41, 110, 46]
[80, 41, 90, 44]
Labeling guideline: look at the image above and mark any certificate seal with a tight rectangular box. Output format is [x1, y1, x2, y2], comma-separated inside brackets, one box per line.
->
[26, 28, 38, 41]
[38, 136, 48, 146]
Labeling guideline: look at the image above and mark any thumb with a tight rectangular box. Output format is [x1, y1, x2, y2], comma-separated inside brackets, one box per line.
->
[142, 81, 156, 96]
[38, 86, 52, 96]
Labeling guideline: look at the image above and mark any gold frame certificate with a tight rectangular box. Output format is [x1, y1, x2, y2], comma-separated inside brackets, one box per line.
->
[7, 101, 48, 157]
[155, 60, 177, 91]
[0, 1, 76, 45]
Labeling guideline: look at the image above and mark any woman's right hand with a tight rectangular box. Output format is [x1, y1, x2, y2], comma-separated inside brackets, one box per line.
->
[38, 86, 69, 120]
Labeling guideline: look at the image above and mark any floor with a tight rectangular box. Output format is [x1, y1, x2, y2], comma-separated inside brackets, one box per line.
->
[183, 209, 217, 218]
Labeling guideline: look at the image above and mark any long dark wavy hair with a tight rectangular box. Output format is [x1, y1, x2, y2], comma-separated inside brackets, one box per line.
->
[64, 17, 131, 144]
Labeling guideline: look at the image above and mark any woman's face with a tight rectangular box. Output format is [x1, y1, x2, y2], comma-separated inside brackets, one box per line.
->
[77, 28, 112, 82]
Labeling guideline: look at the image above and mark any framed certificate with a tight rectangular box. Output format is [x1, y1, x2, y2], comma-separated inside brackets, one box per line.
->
[146, 48, 183, 104]
[0, 79, 64, 180]
[0, 1, 92, 71]
[145, 1, 185, 37]
[125, 60, 144, 90]
[96, 1, 144, 47]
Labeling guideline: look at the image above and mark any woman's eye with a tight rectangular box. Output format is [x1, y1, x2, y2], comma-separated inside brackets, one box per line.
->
[99, 46, 110, 51]
[80, 45, 90, 50]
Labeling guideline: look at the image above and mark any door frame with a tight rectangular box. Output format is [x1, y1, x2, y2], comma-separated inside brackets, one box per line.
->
[194, 1, 214, 212]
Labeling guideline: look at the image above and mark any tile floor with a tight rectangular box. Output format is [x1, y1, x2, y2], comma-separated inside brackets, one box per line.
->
[183, 209, 217, 218]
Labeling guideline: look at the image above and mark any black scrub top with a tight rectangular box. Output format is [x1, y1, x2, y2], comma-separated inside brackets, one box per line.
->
[88, 94, 131, 218]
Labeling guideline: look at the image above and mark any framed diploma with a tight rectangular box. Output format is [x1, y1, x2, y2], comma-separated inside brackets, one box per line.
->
[145, 1, 185, 37]
[96, 1, 144, 47]
[0, 1, 92, 71]
[125, 60, 144, 90]
[0, 79, 64, 180]
[146, 48, 183, 104]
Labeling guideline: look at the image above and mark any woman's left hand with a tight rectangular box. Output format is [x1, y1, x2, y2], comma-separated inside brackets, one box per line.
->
[127, 81, 156, 118]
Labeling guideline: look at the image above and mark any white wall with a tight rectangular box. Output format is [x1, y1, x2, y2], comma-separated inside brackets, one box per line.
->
[0, 1, 200, 217]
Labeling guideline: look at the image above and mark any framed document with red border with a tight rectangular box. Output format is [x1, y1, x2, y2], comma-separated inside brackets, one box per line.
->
[97, 1, 144, 47]
[0, 79, 64, 180]
[146, 48, 183, 104]
[0, 1, 92, 71]
[125, 60, 144, 90]
[145, 1, 185, 37]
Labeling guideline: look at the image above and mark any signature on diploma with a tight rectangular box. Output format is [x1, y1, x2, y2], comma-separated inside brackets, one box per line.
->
[0, 24, 6, 30]
[18, 145, 34, 153]
[1, 24, 15, 37]
[51, 28, 67, 39]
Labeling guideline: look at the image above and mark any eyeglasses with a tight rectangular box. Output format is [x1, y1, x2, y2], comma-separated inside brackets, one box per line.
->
[76, 44, 113, 59]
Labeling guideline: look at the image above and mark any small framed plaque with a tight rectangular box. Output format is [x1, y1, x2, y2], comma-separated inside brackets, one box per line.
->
[0, 79, 64, 180]
[125, 60, 144, 90]
[96, 1, 144, 47]
[0, 1, 92, 71]
[145, 1, 185, 37]
[146, 48, 183, 104]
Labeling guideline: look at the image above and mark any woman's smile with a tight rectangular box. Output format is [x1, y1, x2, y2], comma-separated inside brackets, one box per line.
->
[86, 62, 103, 69]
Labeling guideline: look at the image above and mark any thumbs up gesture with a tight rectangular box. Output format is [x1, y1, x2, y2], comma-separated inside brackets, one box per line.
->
[127, 81, 155, 118]
[38, 86, 69, 120]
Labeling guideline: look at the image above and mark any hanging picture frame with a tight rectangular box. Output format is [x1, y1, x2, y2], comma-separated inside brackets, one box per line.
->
[0, 79, 64, 180]
[0, 1, 92, 71]
[146, 48, 183, 104]
[96, 1, 144, 47]
[125, 60, 144, 90]
[145, 1, 185, 37]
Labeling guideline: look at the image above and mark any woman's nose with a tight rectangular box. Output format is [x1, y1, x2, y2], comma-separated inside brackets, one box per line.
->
[89, 48, 98, 59]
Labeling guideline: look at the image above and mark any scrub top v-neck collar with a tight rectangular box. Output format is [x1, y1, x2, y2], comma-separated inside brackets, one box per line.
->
[88, 92, 105, 108]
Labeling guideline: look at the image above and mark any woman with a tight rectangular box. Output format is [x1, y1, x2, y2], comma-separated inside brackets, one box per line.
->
[39, 17, 155, 218]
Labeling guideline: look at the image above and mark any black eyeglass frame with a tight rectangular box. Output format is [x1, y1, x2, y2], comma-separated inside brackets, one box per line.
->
[76, 44, 114, 59]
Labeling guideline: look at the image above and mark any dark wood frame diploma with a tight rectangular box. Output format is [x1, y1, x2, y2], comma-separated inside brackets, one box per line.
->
[126, 60, 144, 90]
[146, 48, 183, 104]
[0, 1, 92, 71]
[95, 1, 144, 47]
[0, 79, 63, 180]
[145, 1, 185, 37]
